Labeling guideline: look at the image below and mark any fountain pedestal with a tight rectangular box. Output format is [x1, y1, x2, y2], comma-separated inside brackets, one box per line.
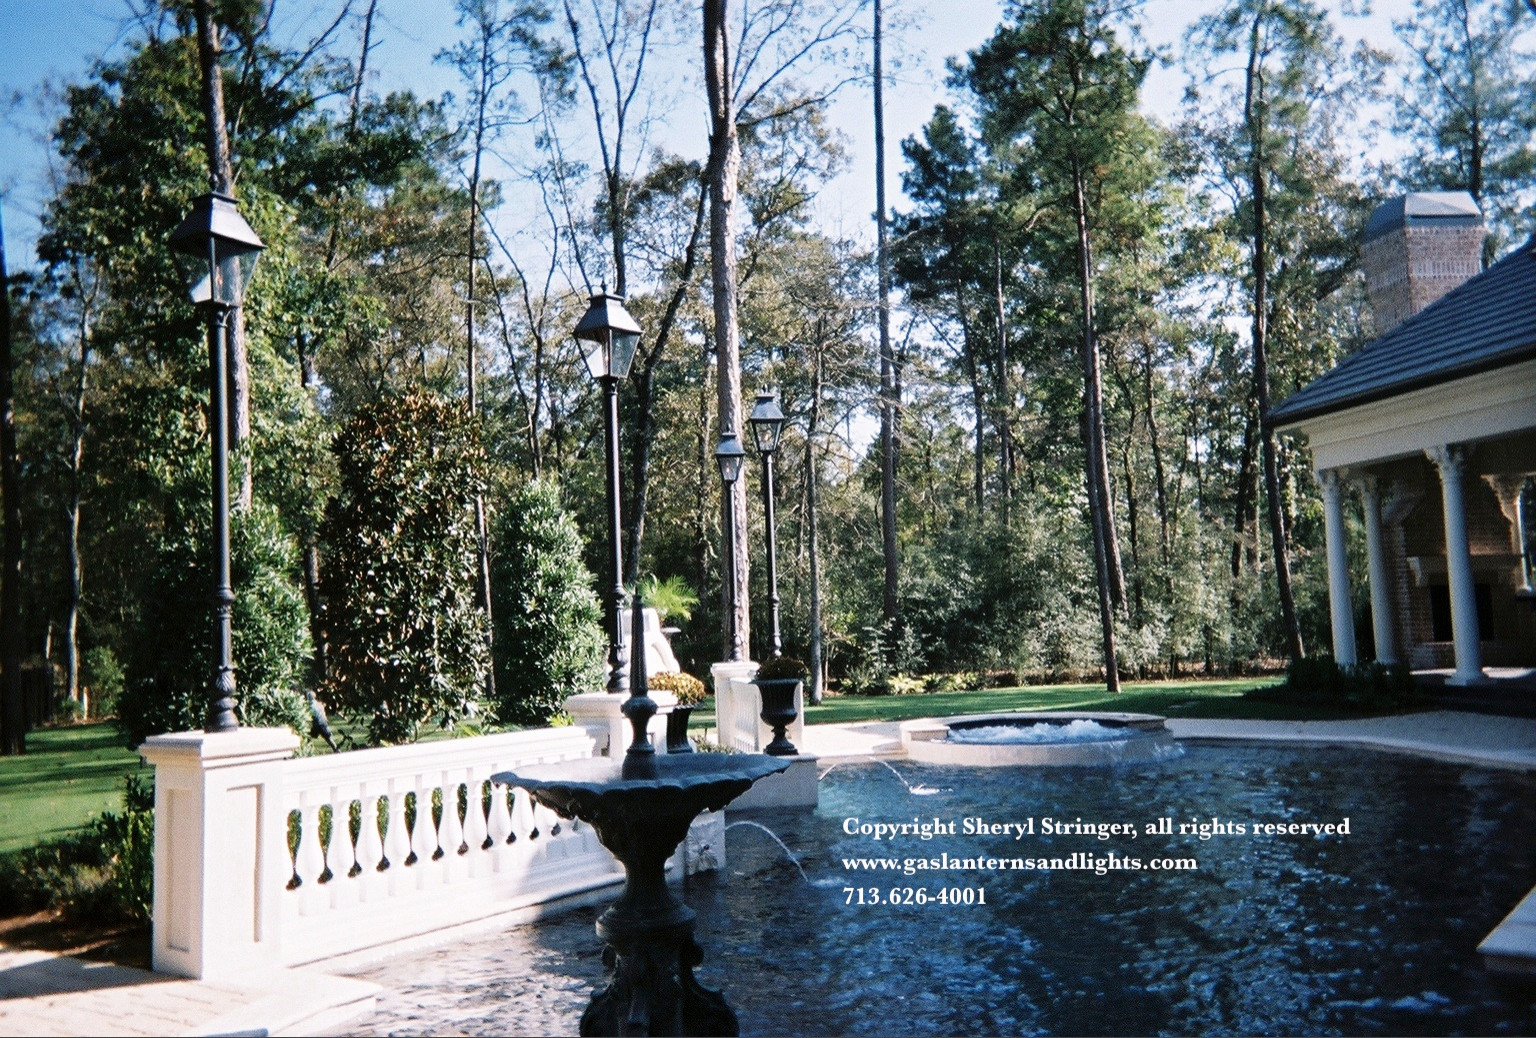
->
[494, 753, 789, 1037]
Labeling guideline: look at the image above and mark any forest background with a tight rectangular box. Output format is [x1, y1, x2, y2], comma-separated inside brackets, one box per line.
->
[0, 0, 1533, 749]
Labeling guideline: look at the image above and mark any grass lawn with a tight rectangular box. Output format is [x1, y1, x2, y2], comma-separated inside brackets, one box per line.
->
[687, 675, 1394, 732]
[0, 723, 147, 854]
[0, 678, 1372, 853]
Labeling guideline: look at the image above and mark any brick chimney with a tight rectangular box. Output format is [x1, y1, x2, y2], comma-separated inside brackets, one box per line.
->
[1361, 191, 1484, 335]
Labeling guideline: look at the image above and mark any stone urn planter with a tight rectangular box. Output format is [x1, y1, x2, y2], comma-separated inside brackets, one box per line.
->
[753, 657, 806, 757]
[665, 705, 695, 754]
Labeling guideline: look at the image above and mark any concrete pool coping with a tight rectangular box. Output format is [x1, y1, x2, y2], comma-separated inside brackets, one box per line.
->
[800, 708, 1536, 771]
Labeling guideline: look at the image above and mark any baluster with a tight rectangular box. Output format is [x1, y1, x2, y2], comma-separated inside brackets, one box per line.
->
[439, 776, 465, 858]
[323, 791, 350, 885]
[511, 789, 536, 844]
[295, 798, 327, 897]
[410, 783, 439, 869]
[531, 800, 563, 862]
[487, 780, 513, 856]
[384, 788, 411, 872]
[463, 777, 489, 858]
[355, 793, 385, 875]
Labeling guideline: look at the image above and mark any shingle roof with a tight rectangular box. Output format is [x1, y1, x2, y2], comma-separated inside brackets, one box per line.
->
[1270, 237, 1536, 426]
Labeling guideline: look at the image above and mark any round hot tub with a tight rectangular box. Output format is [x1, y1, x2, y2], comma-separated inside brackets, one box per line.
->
[899, 711, 1179, 766]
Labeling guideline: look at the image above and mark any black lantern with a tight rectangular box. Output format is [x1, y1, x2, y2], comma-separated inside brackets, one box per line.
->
[714, 429, 745, 485]
[169, 192, 264, 308]
[574, 290, 642, 383]
[748, 388, 786, 454]
[169, 192, 264, 733]
[715, 430, 745, 661]
[575, 290, 642, 692]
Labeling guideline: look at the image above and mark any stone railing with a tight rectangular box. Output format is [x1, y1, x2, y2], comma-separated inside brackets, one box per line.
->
[141, 726, 626, 980]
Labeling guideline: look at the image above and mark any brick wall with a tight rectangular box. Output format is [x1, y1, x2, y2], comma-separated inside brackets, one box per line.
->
[1363, 223, 1484, 334]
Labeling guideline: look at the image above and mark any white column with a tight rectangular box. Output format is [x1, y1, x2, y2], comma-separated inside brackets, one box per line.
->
[1357, 475, 1398, 665]
[1427, 445, 1486, 685]
[1319, 469, 1358, 666]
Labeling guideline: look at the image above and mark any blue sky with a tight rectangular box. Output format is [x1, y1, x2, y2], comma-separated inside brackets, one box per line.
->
[0, 0, 1400, 275]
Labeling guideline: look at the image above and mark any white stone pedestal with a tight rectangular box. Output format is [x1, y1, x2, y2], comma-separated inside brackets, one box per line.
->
[139, 726, 300, 980]
[563, 690, 678, 757]
[725, 754, 819, 810]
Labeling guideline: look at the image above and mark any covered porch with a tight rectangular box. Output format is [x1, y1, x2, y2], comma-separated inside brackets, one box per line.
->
[1273, 232, 1536, 693]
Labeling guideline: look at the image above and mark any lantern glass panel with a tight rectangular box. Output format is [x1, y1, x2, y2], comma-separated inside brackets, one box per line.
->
[715, 435, 745, 484]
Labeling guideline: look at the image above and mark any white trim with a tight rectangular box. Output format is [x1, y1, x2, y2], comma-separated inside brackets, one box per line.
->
[1279, 358, 1536, 471]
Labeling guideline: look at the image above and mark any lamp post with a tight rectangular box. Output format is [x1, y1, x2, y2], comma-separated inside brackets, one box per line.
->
[168, 192, 264, 733]
[574, 290, 641, 693]
[714, 430, 746, 661]
[749, 389, 786, 659]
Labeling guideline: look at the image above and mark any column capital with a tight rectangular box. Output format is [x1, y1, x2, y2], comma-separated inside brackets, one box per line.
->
[1426, 443, 1467, 476]
[1355, 472, 1381, 500]
[1318, 467, 1345, 498]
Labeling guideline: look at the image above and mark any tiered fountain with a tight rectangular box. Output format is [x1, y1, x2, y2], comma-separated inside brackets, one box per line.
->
[494, 598, 788, 1037]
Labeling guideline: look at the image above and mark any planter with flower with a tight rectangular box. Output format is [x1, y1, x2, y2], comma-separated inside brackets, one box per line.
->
[648, 670, 707, 753]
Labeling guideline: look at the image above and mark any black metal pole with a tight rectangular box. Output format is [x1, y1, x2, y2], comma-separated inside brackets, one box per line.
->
[762, 449, 782, 659]
[206, 300, 238, 732]
[723, 485, 740, 661]
[603, 376, 629, 693]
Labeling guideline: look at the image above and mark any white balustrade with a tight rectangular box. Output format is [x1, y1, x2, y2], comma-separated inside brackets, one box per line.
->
[144, 725, 626, 979]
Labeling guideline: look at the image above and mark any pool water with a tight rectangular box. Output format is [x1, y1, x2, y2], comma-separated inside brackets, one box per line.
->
[688, 745, 1536, 1037]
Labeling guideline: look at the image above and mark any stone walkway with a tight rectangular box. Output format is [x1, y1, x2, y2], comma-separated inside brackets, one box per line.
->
[3, 709, 1531, 1036]
[0, 948, 379, 1037]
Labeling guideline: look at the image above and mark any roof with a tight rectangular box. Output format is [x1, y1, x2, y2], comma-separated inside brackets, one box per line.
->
[1271, 236, 1536, 426]
[1362, 190, 1483, 243]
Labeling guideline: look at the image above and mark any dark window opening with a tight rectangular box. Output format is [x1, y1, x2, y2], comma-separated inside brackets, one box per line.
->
[1427, 584, 1493, 641]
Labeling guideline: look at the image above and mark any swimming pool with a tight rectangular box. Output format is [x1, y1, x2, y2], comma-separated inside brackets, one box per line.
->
[337, 743, 1536, 1036]
[691, 744, 1536, 1036]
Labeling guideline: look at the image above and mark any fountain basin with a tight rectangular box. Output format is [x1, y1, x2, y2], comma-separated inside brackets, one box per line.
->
[900, 711, 1178, 766]
[493, 752, 789, 1036]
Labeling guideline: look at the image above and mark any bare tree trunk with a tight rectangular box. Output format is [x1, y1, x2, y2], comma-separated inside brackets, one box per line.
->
[63, 316, 90, 710]
[705, 0, 749, 659]
[874, 0, 899, 634]
[1, 202, 25, 755]
[992, 237, 1013, 523]
[1229, 391, 1258, 584]
[193, 0, 252, 509]
[805, 336, 826, 704]
[958, 306, 985, 514]
[625, 181, 709, 585]
[1070, 170, 1121, 693]
[1244, 16, 1305, 662]
[464, 16, 498, 700]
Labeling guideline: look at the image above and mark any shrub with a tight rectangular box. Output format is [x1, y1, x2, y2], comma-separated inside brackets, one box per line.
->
[490, 479, 606, 726]
[81, 646, 125, 716]
[649, 670, 707, 706]
[320, 393, 491, 744]
[1277, 656, 1420, 712]
[0, 774, 154, 923]
[117, 500, 313, 746]
[640, 575, 699, 624]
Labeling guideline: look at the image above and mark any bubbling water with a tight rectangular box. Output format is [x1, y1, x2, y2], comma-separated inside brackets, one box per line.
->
[948, 718, 1135, 745]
